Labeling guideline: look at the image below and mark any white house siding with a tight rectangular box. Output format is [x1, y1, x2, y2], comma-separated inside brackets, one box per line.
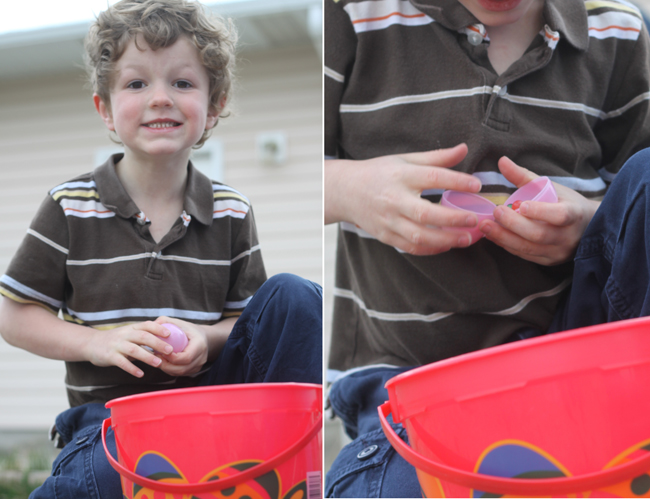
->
[0, 43, 322, 429]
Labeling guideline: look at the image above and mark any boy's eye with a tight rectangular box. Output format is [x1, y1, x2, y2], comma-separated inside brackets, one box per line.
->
[127, 81, 146, 89]
[174, 80, 193, 89]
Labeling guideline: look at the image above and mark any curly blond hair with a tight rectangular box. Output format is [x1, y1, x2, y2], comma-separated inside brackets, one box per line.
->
[85, 0, 237, 147]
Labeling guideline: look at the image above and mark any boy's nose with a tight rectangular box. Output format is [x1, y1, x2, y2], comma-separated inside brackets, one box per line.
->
[149, 84, 173, 108]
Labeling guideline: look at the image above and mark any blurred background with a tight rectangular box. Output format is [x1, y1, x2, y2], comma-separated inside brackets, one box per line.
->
[0, 0, 322, 493]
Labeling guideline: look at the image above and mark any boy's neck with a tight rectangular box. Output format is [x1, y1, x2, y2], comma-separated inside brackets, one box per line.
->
[116, 151, 189, 243]
[485, 0, 545, 76]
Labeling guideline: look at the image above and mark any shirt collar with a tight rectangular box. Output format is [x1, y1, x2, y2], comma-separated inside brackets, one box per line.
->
[543, 0, 588, 52]
[409, 0, 588, 51]
[95, 153, 215, 226]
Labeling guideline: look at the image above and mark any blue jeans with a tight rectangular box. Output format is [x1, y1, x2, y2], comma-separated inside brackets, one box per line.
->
[550, 147, 650, 331]
[325, 366, 420, 498]
[326, 148, 650, 497]
[30, 273, 322, 499]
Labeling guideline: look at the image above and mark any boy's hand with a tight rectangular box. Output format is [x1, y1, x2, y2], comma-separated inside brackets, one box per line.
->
[152, 317, 213, 377]
[84, 321, 174, 378]
[325, 143, 483, 255]
[479, 157, 600, 266]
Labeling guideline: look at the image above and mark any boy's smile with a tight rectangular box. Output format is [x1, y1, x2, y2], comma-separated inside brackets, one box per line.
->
[94, 36, 219, 162]
[475, 0, 522, 12]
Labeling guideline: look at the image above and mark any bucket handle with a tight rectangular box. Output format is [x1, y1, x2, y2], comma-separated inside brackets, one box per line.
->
[379, 401, 650, 496]
[101, 412, 322, 494]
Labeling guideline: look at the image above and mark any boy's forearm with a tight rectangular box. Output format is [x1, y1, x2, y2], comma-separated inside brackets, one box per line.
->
[199, 316, 237, 361]
[0, 297, 96, 362]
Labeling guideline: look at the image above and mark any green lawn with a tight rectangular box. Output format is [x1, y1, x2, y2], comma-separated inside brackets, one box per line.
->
[0, 476, 40, 499]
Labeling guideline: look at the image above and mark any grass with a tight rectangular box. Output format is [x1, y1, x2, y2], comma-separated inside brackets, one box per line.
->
[0, 476, 40, 499]
[0, 448, 54, 499]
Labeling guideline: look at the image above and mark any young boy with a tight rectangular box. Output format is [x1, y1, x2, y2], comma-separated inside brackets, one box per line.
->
[0, 0, 322, 497]
[324, 0, 650, 495]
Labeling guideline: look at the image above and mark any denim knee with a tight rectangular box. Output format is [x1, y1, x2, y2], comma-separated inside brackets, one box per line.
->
[30, 422, 121, 499]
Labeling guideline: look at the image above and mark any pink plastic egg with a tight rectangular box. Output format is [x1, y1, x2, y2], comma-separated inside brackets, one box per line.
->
[160, 323, 188, 353]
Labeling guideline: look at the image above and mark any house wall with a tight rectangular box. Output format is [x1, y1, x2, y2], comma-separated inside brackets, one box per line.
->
[0, 43, 322, 429]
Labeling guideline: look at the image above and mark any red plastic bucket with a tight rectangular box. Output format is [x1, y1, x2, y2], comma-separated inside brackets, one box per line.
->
[378, 317, 650, 497]
[102, 383, 322, 499]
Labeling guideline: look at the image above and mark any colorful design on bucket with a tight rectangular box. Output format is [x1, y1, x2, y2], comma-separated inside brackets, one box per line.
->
[129, 452, 310, 499]
[132, 451, 187, 498]
[201, 460, 281, 498]
[470, 440, 571, 498]
[590, 439, 650, 497]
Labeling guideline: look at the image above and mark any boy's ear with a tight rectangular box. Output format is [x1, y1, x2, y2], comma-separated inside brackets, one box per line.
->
[205, 93, 227, 130]
[205, 104, 220, 130]
[93, 94, 115, 131]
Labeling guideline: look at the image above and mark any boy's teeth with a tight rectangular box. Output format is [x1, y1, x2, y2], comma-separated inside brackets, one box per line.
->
[146, 122, 178, 128]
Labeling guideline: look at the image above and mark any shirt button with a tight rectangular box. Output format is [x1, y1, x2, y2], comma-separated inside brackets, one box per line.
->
[76, 436, 89, 445]
[468, 32, 483, 46]
[357, 445, 379, 460]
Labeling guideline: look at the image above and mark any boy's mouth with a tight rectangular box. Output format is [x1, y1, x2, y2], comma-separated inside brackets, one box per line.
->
[476, 0, 522, 12]
[142, 120, 182, 128]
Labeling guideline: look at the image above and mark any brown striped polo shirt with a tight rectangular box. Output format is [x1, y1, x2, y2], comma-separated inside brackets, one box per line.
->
[325, 0, 650, 376]
[0, 154, 267, 405]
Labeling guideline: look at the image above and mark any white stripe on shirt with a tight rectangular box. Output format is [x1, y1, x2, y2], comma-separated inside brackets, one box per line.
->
[67, 251, 254, 267]
[59, 199, 115, 219]
[66, 306, 223, 323]
[325, 66, 345, 83]
[27, 229, 69, 255]
[232, 245, 262, 264]
[334, 287, 455, 322]
[588, 10, 642, 40]
[340, 86, 496, 113]
[344, 0, 433, 33]
[49, 180, 97, 195]
[473, 172, 608, 193]
[213, 184, 250, 204]
[224, 296, 253, 309]
[0, 275, 63, 309]
[213, 199, 249, 219]
[486, 279, 572, 316]
[334, 281, 570, 323]
[340, 83, 650, 123]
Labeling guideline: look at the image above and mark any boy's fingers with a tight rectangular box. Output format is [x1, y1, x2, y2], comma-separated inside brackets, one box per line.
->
[518, 200, 575, 226]
[113, 354, 145, 378]
[405, 199, 478, 228]
[131, 327, 174, 355]
[399, 143, 468, 168]
[382, 219, 474, 255]
[490, 206, 558, 245]
[123, 341, 167, 368]
[412, 166, 481, 193]
[498, 156, 538, 188]
[138, 320, 170, 337]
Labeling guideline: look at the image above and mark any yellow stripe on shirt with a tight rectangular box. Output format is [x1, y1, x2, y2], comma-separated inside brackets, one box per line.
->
[52, 189, 101, 201]
[585, 0, 642, 17]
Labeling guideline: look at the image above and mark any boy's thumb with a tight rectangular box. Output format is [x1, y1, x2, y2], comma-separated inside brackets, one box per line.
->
[498, 156, 538, 188]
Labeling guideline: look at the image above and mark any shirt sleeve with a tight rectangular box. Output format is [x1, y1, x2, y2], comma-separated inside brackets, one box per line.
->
[224, 205, 267, 317]
[594, 21, 650, 182]
[325, 0, 358, 159]
[0, 194, 69, 313]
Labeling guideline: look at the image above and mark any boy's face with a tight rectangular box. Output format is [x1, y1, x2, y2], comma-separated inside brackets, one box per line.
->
[458, 0, 542, 27]
[94, 36, 219, 160]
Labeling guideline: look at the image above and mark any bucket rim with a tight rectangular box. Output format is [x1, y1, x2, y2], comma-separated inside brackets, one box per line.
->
[105, 382, 322, 409]
[385, 316, 650, 395]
